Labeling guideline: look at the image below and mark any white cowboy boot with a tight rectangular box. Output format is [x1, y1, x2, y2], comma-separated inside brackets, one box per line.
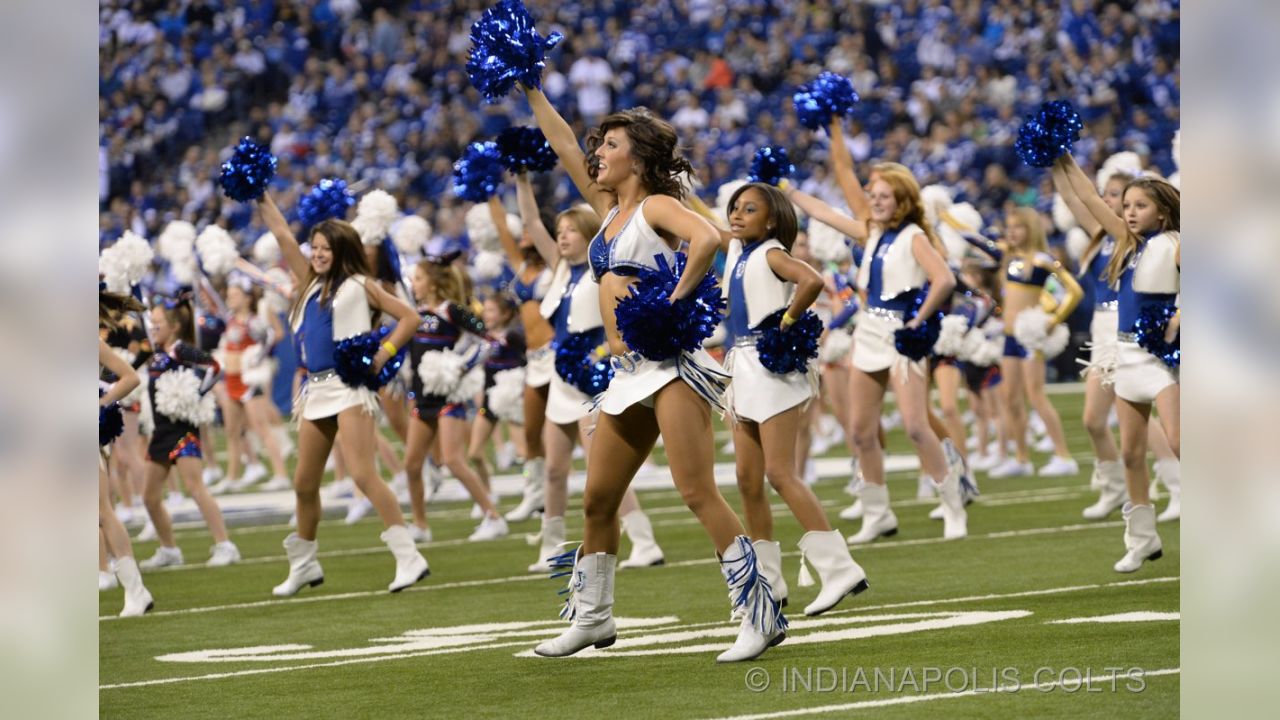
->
[797, 530, 868, 616]
[618, 510, 665, 568]
[1114, 503, 1163, 573]
[1082, 460, 1128, 520]
[505, 457, 546, 522]
[382, 525, 430, 592]
[528, 515, 567, 573]
[534, 551, 618, 657]
[1154, 458, 1180, 522]
[847, 483, 898, 544]
[717, 536, 787, 662]
[115, 556, 154, 618]
[272, 533, 324, 597]
[751, 540, 788, 608]
[934, 469, 968, 540]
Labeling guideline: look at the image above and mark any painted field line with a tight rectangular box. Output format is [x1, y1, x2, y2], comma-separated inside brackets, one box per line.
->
[700, 668, 1178, 720]
[100, 576, 1174, 690]
[100, 520, 1154, 622]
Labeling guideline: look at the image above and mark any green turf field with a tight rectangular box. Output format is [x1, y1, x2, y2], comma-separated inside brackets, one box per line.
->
[99, 388, 1179, 718]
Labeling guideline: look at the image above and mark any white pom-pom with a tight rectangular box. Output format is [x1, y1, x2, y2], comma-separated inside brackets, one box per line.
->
[1013, 307, 1070, 359]
[154, 367, 213, 425]
[960, 327, 1001, 366]
[488, 368, 526, 424]
[1052, 194, 1078, 232]
[240, 344, 275, 389]
[158, 221, 196, 263]
[450, 366, 485, 404]
[417, 350, 465, 396]
[138, 377, 154, 436]
[933, 314, 969, 357]
[1065, 227, 1091, 264]
[171, 258, 197, 285]
[472, 251, 508, 282]
[819, 329, 853, 363]
[1096, 151, 1144, 193]
[100, 230, 155, 294]
[196, 225, 240, 276]
[920, 184, 954, 229]
[352, 190, 400, 246]
[253, 232, 280, 266]
[807, 218, 852, 264]
[464, 204, 514, 253]
[392, 215, 432, 256]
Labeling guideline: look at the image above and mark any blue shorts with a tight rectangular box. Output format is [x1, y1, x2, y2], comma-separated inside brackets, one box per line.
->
[1003, 335, 1028, 359]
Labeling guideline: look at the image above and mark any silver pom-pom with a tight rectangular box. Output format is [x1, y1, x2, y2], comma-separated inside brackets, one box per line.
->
[196, 224, 240, 277]
[488, 368, 526, 424]
[392, 215, 432, 256]
[253, 232, 280, 266]
[352, 189, 400, 247]
[154, 367, 216, 425]
[933, 314, 970, 357]
[1013, 307, 1070, 359]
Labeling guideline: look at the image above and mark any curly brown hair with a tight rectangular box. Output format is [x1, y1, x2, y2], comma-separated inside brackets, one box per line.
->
[585, 108, 695, 199]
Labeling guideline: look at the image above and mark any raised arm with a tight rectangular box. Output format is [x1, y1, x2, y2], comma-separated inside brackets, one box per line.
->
[514, 173, 560, 266]
[523, 87, 613, 217]
[828, 119, 873, 223]
[489, 195, 527, 269]
[644, 195, 723, 301]
[765, 248, 824, 329]
[909, 233, 957, 324]
[99, 338, 140, 405]
[1050, 162, 1102, 239]
[259, 191, 310, 283]
[784, 184, 868, 242]
[1056, 154, 1128, 242]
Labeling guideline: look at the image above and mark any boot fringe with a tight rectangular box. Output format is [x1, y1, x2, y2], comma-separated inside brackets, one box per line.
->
[720, 537, 788, 636]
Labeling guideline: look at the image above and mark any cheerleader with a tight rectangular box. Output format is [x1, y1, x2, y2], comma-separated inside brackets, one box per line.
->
[1056, 157, 1179, 572]
[1052, 161, 1181, 520]
[99, 290, 153, 617]
[466, 292, 526, 522]
[364, 235, 413, 491]
[785, 122, 968, 542]
[503, 175, 555, 522]
[102, 311, 148, 525]
[216, 279, 292, 492]
[962, 208, 1084, 478]
[722, 182, 869, 616]
[136, 294, 241, 569]
[525, 85, 786, 662]
[404, 257, 508, 541]
[258, 192, 430, 595]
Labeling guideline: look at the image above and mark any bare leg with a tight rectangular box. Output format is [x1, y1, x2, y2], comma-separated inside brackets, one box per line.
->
[523, 384, 549, 460]
[293, 418, 337, 540]
[1000, 358, 1029, 462]
[890, 365, 949, 481]
[1023, 355, 1072, 459]
[1082, 370, 1120, 462]
[100, 465, 136, 559]
[1148, 411, 1177, 461]
[849, 369, 888, 484]
[336, 406, 406, 529]
[543, 419, 577, 519]
[935, 364, 968, 463]
[403, 416, 436, 529]
[580, 403, 660, 555]
[440, 415, 498, 516]
[1153, 385, 1180, 459]
[467, 413, 497, 492]
[379, 387, 410, 443]
[220, 390, 246, 481]
[142, 461, 177, 548]
[761, 406, 831, 531]
[246, 396, 288, 479]
[734, 419, 771, 539]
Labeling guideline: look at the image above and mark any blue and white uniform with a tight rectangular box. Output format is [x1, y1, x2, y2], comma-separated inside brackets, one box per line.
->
[852, 222, 928, 373]
[542, 259, 605, 424]
[1114, 231, 1179, 403]
[1078, 235, 1121, 380]
[721, 238, 813, 423]
[588, 197, 729, 414]
[291, 275, 382, 420]
[511, 264, 556, 388]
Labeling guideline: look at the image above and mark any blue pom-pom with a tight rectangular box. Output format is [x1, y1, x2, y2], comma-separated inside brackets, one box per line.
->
[1133, 303, 1180, 369]
[755, 309, 823, 374]
[615, 253, 726, 361]
[297, 178, 355, 228]
[466, 0, 564, 101]
[1015, 101, 1084, 168]
[218, 137, 277, 202]
[555, 332, 614, 396]
[496, 126, 557, 173]
[99, 400, 124, 447]
[894, 289, 943, 361]
[793, 72, 860, 131]
[452, 142, 505, 202]
[747, 146, 795, 186]
[334, 326, 408, 391]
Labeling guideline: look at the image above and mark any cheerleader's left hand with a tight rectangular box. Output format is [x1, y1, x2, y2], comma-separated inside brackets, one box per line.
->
[904, 317, 923, 331]
[1164, 313, 1180, 344]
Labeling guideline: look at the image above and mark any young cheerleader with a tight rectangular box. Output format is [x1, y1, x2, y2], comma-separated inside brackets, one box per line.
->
[525, 84, 786, 662]
[467, 292, 526, 524]
[99, 289, 154, 616]
[1052, 161, 1181, 520]
[136, 294, 241, 569]
[1056, 156, 1179, 572]
[960, 207, 1084, 478]
[722, 182, 869, 616]
[404, 257, 508, 542]
[258, 192, 430, 595]
[786, 121, 968, 542]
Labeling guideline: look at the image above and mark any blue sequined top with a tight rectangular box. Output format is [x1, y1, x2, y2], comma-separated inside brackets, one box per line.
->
[1079, 237, 1120, 307]
[298, 294, 336, 372]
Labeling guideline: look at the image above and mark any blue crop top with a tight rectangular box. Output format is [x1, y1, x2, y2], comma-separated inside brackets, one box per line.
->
[299, 294, 336, 372]
[1080, 237, 1120, 307]
[510, 265, 549, 304]
[1005, 252, 1056, 288]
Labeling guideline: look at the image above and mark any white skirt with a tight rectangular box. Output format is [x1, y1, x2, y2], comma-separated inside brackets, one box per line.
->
[295, 371, 379, 421]
[852, 310, 915, 374]
[545, 373, 594, 425]
[1079, 307, 1120, 383]
[1114, 341, 1178, 405]
[525, 345, 555, 388]
[724, 344, 813, 424]
[599, 348, 728, 416]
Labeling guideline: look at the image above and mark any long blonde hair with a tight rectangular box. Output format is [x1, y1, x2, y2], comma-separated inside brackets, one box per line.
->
[1104, 178, 1180, 285]
[556, 204, 602, 240]
[1007, 206, 1048, 255]
[417, 258, 469, 307]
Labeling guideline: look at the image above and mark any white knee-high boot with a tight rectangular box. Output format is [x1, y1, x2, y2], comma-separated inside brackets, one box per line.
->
[115, 556, 154, 618]
[382, 525, 430, 592]
[751, 540, 788, 606]
[619, 510, 665, 568]
[1083, 459, 1128, 520]
[272, 533, 325, 597]
[1154, 458, 1180, 522]
[717, 536, 787, 663]
[506, 457, 546, 522]
[797, 530, 868, 616]
[528, 515, 566, 573]
[533, 550, 617, 657]
[1114, 503, 1163, 573]
[847, 483, 898, 544]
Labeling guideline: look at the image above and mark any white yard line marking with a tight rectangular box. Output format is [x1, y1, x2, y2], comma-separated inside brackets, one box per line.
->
[1048, 611, 1179, 624]
[699, 668, 1179, 720]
